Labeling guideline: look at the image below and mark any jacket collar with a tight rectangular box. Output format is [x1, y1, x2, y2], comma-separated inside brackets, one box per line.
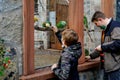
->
[105, 18, 113, 33]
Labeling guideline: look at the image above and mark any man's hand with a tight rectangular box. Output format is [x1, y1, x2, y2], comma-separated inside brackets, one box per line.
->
[95, 45, 102, 51]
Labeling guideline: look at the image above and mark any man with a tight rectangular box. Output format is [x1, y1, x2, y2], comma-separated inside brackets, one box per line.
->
[86, 11, 120, 80]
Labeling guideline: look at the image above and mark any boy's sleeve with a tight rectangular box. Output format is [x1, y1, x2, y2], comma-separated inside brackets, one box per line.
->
[52, 53, 71, 80]
[55, 31, 62, 43]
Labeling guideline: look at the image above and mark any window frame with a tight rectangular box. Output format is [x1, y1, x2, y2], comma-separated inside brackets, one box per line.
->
[21, 0, 114, 79]
[22, 0, 35, 75]
[22, 0, 85, 76]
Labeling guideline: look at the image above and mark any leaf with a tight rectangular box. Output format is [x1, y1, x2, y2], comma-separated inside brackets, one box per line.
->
[84, 16, 88, 28]
[0, 66, 5, 76]
[0, 71, 4, 76]
[83, 16, 93, 42]
[85, 49, 89, 56]
[3, 57, 10, 63]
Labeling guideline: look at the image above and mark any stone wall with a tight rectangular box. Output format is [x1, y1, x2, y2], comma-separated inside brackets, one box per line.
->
[0, 0, 23, 78]
[79, 69, 103, 80]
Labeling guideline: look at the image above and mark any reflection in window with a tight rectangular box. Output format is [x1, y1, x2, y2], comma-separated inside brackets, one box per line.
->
[34, 0, 69, 69]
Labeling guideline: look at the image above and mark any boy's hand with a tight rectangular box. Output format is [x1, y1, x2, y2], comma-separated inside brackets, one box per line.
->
[51, 63, 58, 70]
[85, 56, 91, 61]
[51, 26, 58, 32]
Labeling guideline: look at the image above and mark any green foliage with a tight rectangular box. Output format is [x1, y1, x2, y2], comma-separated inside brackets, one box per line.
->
[83, 16, 93, 42]
[0, 38, 5, 76]
[84, 16, 88, 29]
[85, 49, 89, 56]
[0, 38, 11, 76]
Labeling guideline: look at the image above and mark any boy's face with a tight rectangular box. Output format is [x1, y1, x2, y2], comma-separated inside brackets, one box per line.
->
[61, 38, 65, 45]
[61, 38, 67, 48]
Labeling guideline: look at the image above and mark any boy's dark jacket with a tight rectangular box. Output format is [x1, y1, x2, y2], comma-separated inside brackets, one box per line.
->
[52, 31, 82, 80]
[90, 19, 120, 72]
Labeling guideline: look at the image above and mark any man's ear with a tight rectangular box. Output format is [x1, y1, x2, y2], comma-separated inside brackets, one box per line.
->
[98, 18, 102, 21]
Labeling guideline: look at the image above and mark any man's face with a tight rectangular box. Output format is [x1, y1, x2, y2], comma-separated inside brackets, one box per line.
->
[93, 19, 106, 30]
[93, 20, 102, 27]
[93, 18, 104, 27]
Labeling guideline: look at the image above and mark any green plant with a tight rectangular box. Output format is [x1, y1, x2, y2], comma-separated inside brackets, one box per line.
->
[84, 49, 89, 56]
[0, 39, 11, 76]
[84, 16, 89, 29]
[84, 16, 93, 42]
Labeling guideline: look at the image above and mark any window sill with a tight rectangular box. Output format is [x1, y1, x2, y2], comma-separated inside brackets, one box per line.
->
[20, 58, 100, 80]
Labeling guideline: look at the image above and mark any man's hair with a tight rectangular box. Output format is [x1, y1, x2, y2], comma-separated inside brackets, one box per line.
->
[91, 11, 106, 22]
[62, 29, 78, 46]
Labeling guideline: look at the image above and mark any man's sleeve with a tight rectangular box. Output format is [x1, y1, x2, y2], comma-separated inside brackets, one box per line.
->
[101, 27, 120, 53]
[90, 50, 100, 59]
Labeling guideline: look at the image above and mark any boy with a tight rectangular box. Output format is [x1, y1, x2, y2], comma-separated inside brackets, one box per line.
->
[51, 28, 82, 80]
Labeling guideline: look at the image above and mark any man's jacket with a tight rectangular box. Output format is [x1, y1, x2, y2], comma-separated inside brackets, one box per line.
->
[90, 19, 120, 72]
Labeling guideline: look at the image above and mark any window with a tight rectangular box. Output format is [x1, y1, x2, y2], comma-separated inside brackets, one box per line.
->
[34, 0, 69, 69]
[22, 0, 85, 77]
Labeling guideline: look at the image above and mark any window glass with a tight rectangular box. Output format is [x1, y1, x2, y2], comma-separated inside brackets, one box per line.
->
[34, 0, 69, 69]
